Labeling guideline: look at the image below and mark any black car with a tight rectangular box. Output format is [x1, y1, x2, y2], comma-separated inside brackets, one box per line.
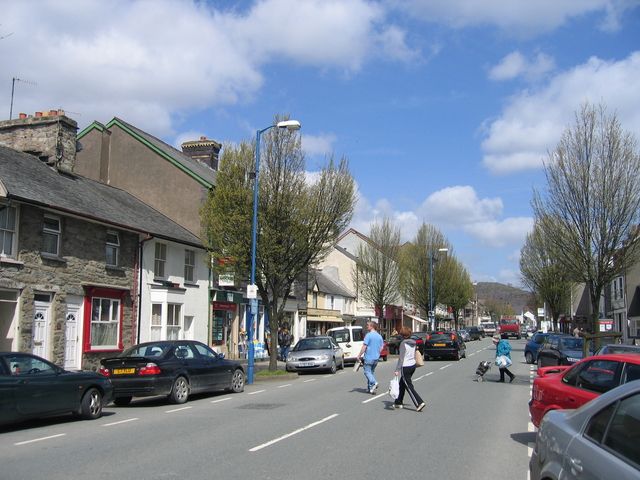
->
[100, 340, 245, 406]
[466, 327, 483, 341]
[386, 334, 404, 354]
[423, 331, 466, 360]
[0, 352, 113, 426]
[536, 334, 594, 367]
[410, 332, 429, 355]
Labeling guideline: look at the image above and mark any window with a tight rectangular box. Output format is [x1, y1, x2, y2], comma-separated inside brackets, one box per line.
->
[0, 204, 17, 257]
[576, 360, 622, 393]
[193, 342, 218, 359]
[184, 249, 195, 283]
[90, 297, 120, 349]
[312, 291, 318, 308]
[106, 231, 119, 266]
[150, 304, 162, 341]
[6, 354, 56, 376]
[626, 364, 640, 383]
[603, 393, 640, 466]
[585, 403, 616, 443]
[154, 242, 167, 278]
[167, 304, 181, 340]
[42, 215, 60, 256]
[330, 295, 335, 309]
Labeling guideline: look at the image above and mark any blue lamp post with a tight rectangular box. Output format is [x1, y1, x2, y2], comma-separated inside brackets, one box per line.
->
[428, 247, 448, 331]
[247, 119, 301, 384]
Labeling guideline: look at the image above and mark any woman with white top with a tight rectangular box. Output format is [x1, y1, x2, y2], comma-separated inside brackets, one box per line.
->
[394, 326, 425, 411]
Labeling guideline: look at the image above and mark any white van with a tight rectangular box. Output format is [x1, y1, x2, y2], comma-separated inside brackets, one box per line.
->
[327, 325, 364, 364]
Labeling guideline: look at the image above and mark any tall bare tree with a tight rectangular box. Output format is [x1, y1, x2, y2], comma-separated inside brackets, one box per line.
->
[439, 257, 474, 330]
[354, 217, 401, 334]
[202, 115, 356, 369]
[520, 222, 572, 332]
[533, 103, 640, 333]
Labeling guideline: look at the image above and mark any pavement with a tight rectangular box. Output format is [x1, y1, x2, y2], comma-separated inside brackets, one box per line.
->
[0, 338, 536, 480]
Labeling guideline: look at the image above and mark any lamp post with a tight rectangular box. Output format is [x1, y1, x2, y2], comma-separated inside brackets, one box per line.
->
[247, 119, 301, 384]
[428, 247, 448, 331]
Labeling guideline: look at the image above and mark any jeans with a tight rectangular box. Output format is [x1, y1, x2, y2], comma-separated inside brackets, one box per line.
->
[280, 346, 290, 361]
[363, 360, 379, 391]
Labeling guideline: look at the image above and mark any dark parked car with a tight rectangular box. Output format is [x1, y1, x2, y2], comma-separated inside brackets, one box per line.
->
[458, 329, 471, 342]
[0, 352, 113, 425]
[466, 326, 482, 341]
[386, 334, 404, 354]
[410, 332, 429, 355]
[423, 331, 466, 360]
[100, 340, 245, 406]
[525, 332, 550, 364]
[536, 335, 594, 368]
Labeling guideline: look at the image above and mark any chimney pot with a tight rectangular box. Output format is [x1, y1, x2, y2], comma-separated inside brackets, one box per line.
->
[49, 110, 58, 116]
[200, 136, 207, 141]
[19, 113, 27, 119]
[34, 111, 43, 117]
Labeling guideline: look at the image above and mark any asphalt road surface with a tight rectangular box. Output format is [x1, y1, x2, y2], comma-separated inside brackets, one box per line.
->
[0, 338, 536, 480]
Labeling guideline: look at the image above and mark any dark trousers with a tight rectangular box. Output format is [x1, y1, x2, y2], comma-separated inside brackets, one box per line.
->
[499, 367, 515, 382]
[395, 366, 424, 407]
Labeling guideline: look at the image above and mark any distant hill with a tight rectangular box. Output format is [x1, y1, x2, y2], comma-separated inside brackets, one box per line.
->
[475, 282, 536, 315]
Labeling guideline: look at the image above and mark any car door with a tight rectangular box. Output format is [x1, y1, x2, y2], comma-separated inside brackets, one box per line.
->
[192, 342, 228, 389]
[560, 359, 623, 410]
[330, 339, 343, 364]
[172, 343, 203, 390]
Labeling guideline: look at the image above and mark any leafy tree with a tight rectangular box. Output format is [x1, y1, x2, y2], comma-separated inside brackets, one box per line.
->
[202, 116, 356, 369]
[533, 103, 640, 333]
[439, 257, 474, 330]
[520, 222, 572, 332]
[354, 217, 401, 335]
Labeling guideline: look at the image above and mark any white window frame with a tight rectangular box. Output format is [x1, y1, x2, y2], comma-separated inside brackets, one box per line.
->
[184, 249, 196, 283]
[167, 303, 182, 340]
[90, 297, 120, 350]
[150, 304, 162, 341]
[0, 203, 18, 258]
[42, 215, 61, 256]
[106, 230, 120, 267]
[154, 242, 167, 279]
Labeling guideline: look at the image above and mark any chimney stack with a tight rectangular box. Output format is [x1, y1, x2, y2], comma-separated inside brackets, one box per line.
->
[181, 136, 221, 171]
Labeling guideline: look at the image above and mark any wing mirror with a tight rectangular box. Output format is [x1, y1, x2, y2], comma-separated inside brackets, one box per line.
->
[218, 353, 225, 359]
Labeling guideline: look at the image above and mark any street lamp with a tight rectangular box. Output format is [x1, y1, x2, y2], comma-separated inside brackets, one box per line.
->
[429, 247, 448, 331]
[247, 119, 301, 384]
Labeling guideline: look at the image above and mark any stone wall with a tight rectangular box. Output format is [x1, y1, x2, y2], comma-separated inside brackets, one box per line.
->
[0, 113, 78, 172]
[1, 204, 138, 370]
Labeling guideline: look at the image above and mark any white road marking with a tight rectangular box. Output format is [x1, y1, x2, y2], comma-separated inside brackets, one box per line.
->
[277, 384, 292, 388]
[15, 434, 66, 446]
[469, 352, 476, 356]
[415, 371, 434, 381]
[303, 379, 316, 383]
[528, 422, 536, 432]
[211, 397, 232, 403]
[248, 389, 266, 395]
[249, 413, 339, 452]
[362, 393, 387, 404]
[439, 364, 452, 370]
[102, 418, 139, 427]
[165, 406, 192, 413]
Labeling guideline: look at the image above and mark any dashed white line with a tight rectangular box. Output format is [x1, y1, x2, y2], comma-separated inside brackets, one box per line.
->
[303, 379, 316, 383]
[102, 418, 139, 427]
[469, 352, 476, 356]
[165, 406, 192, 413]
[15, 434, 66, 446]
[248, 389, 266, 395]
[211, 397, 232, 403]
[362, 393, 387, 404]
[249, 413, 339, 452]
[277, 384, 292, 388]
[439, 364, 452, 370]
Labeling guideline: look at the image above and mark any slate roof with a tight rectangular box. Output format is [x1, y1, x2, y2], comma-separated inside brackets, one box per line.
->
[0, 145, 202, 247]
[309, 268, 355, 298]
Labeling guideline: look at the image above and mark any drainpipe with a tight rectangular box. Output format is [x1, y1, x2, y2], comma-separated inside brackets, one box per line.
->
[137, 235, 154, 345]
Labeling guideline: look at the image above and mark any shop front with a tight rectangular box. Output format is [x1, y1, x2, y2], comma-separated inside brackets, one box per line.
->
[211, 290, 243, 357]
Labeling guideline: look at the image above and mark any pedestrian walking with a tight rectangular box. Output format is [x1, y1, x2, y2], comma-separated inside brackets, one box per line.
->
[493, 335, 515, 383]
[357, 321, 384, 394]
[393, 326, 425, 411]
[278, 326, 292, 361]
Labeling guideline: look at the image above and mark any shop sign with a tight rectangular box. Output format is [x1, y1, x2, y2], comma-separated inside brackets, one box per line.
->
[218, 273, 235, 287]
[213, 302, 236, 312]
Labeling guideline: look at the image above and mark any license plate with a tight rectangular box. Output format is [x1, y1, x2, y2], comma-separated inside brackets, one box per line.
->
[433, 343, 446, 347]
[113, 368, 136, 375]
[299, 362, 315, 367]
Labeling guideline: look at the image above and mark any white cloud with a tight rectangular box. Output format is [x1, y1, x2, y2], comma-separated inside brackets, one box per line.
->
[397, 0, 635, 36]
[463, 217, 534, 247]
[0, 0, 415, 136]
[302, 133, 337, 157]
[488, 51, 555, 81]
[481, 51, 640, 174]
[420, 186, 503, 225]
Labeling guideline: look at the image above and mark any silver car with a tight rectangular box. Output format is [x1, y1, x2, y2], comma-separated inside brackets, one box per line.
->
[530, 380, 640, 480]
[286, 336, 344, 374]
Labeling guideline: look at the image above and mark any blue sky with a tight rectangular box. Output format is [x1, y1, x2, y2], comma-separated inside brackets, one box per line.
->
[2, 0, 639, 286]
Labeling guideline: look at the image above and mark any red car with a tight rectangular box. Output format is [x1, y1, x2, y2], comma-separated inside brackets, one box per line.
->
[380, 341, 389, 361]
[529, 353, 640, 427]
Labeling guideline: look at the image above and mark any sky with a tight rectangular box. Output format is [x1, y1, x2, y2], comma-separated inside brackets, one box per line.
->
[2, 0, 639, 287]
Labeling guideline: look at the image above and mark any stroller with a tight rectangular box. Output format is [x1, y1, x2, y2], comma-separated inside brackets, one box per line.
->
[475, 360, 491, 382]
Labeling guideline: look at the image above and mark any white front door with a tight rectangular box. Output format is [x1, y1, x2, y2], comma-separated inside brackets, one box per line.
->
[32, 301, 51, 359]
[64, 297, 83, 370]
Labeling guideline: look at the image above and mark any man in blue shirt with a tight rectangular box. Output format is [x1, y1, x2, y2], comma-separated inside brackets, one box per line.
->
[357, 321, 384, 394]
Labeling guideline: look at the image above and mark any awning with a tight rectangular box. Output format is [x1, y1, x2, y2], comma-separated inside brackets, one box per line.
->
[404, 313, 428, 324]
[306, 317, 344, 323]
[523, 311, 536, 321]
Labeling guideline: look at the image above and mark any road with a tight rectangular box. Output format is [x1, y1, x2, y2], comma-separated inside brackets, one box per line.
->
[0, 338, 536, 480]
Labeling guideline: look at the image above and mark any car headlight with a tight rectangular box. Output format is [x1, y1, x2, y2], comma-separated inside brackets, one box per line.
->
[318, 354, 330, 360]
[287, 356, 296, 362]
[566, 357, 580, 363]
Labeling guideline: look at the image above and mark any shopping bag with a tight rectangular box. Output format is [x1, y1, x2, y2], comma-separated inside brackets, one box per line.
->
[496, 355, 512, 368]
[415, 349, 424, 367]
[353, 358, 363, 372]
[388, 377, 400, 400]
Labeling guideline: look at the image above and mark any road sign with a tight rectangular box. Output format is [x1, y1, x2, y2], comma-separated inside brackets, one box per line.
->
[247, 284, 257, 299]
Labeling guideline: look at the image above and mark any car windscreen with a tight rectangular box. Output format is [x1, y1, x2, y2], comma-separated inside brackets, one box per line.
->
[500, 320, 518, 325]
[328, 329, 350, 343]
[123, 344, 170, 357]
[294, 338, 333, 351]
[429, 333, 452, 342]
[352, 329, 364, 342]
[559, 338, 583, 350]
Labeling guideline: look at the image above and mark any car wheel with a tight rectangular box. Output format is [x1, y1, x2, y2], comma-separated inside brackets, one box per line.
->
[168, 376, 190, 404]
[382, 356, 387, 362]
[230, 369, 245, 393]
[80, 388, 103, 420]
[329, 359, 337, 374]
[525, 352, 533, 364]
[114, 396, 132, 407]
